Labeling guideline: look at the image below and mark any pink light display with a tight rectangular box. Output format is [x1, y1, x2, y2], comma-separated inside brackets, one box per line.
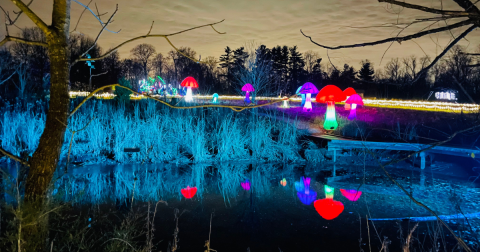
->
[181, 186, 197, 199]
[340, 189, 362, 201]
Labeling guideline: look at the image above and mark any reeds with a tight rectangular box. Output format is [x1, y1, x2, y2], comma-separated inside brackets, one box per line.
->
[0, 99, 305, 164]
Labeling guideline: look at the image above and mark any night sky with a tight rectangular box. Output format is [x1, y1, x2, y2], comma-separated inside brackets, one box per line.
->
[1, 0, 479, 68]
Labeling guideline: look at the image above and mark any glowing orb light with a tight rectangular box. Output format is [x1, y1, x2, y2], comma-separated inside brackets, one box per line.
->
[314, 199, 344, 220]
[180, 76, 198, 102]
[241, 180, 251, 191]
[280, 178, 287, 186]
[340, 189, 362, 201]
[316, 85, 346, 130]
[181, 186, 197, 199]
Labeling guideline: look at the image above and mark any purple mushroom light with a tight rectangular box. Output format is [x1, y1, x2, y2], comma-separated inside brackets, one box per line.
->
[242, 83, 255, 104]
[299, 82, 319, 112]
[297, 190, 317, 205]
[345, 94, 364, 120]
[241, 179, 251, 191]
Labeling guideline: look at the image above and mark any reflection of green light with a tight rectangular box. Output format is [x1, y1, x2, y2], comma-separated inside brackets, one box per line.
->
[325, 185, 334, 199]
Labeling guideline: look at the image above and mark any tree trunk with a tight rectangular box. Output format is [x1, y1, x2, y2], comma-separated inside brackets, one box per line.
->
[25, 0, 70, 203]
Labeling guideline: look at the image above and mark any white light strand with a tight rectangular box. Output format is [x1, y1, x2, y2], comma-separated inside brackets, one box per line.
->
[68, 92, 479, 113]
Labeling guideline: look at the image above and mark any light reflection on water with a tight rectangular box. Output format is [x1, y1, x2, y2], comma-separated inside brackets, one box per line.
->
[2, 162, 479, 251]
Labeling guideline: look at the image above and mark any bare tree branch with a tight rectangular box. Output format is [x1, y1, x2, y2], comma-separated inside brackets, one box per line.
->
[8, 0, 50, 34]
[0, 35, 47, 47]
[412, 25, 477, 83]
[379, 0, 476, 17]
[71, 0, 93, 33]
[0, 147, 30, 167]
[80, 4, 118, 58]
[71, 0, 120, 34]
[300, 19, 472, 50]
[454, 0, 480, 13]
[0, 71, 16, 85]
[1, 0, 33, 27]
[91, 71, 107, 77]
[72, 19, 226, 65]
[452, 75, 476, 103]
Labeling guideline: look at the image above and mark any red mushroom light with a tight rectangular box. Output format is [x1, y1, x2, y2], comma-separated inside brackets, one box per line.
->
[314, 198, 344, 220]
[343, 87, 357, 110]
[345, 94, 363, 120]
[316, 85, 346, 130]
[181, 186, 197, 199]
[180, 76, 199, 102]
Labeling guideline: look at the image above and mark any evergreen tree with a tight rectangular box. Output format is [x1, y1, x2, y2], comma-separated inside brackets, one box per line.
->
[288, 46, 305, 94]
[219, 46, 234, 92]
[358, 60, 377, 97]
[358, 60, 375, 82]
[339, 64, 356, 89]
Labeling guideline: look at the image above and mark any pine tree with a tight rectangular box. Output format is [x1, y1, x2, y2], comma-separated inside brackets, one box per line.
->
[358, 60, 377, 97]
[288, 46, 305, 94]
[339, 64, 356, 89]
[219, 46, 233, 92]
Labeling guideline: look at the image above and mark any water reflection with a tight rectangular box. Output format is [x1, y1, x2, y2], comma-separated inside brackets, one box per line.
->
[340, 189, 362, 201]
[1, 162, 477, 251]
[181, 186, 197, 199]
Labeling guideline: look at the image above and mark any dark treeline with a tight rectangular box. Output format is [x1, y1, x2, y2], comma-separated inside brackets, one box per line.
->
[1, 27, 480, 102]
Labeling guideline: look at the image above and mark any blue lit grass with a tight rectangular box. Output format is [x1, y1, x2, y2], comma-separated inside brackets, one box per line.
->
[0, 99, 306, 165]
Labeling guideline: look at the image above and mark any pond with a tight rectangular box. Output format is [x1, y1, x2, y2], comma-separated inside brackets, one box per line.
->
[2, 162, 479, 251]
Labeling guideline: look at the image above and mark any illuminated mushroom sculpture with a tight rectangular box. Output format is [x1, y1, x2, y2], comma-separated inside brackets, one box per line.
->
[296, 85, 306, 107]
[242, 83, 255, 104]
[212, 93, 219, 104]
[343, 87, 356, 110]
[316, 85, 346, 130]
[299, 82, 319, 112]
[180, 76, 198, 102]
[345, 94, 363, 120]
[181, 186, 197, 199]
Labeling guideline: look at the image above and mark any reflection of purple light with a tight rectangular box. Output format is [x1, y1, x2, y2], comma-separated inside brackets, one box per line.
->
[241, 180, 251, 191]
[297, 190, 317, 205]
[294, 181, 304, 192]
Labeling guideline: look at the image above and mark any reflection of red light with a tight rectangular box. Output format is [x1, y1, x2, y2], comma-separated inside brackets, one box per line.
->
[314, 199, 344, 220]
[181, 186, 197, 199]
[340, 189, 362, 201]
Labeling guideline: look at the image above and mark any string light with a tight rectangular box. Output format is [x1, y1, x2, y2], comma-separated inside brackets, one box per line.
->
[69, 92, 480, 113]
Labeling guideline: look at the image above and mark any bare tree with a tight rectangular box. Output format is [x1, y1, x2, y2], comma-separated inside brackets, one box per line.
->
[0, 0, 226, 206]
[0, 49, 14, 86]
[303, 50, 321, 74]
[13, 62, 30, 98]
[131, 43, 156, 80]
[236, 43, 273, 97]
[152, 53, 165, 77]
[301, 0, 479, 84]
